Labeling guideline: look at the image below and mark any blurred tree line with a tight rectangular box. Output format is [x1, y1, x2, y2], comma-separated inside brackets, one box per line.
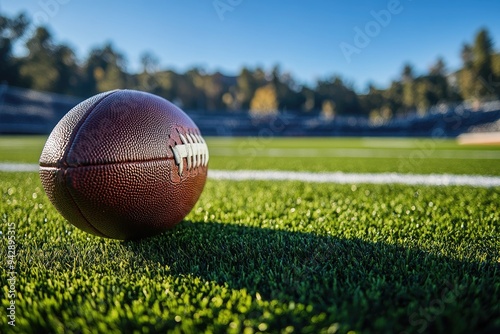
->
[1, 12, 500, 119]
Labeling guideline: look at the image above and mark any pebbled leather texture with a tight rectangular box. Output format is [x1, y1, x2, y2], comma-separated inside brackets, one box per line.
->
[39, 90, 208, 240]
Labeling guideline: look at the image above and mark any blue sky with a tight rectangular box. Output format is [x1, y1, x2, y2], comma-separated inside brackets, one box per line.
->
[1, 0, 499, 91]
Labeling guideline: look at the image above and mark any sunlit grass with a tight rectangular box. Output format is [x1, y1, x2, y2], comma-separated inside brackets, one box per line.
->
[1, 136, 499, 333]
[1, 172, 499, 333]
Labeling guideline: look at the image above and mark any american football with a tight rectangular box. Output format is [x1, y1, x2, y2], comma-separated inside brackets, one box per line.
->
[39, 89, 209, 240]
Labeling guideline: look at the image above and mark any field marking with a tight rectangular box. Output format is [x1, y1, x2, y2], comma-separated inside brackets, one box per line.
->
[2, 163, 499, 187]
[0, 163, 500, 187]
[0, 163, 39, 172]
[208, 170, 500, 187]
[209, 148, 500, 159]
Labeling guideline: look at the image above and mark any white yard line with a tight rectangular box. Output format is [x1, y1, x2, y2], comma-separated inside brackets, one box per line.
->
[2, 163, 498, 187]
[208, 170, 500, 187]
[0, 163, 39, 172]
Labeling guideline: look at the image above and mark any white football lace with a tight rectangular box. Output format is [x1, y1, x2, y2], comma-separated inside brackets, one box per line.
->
[171, 133, 209, 175]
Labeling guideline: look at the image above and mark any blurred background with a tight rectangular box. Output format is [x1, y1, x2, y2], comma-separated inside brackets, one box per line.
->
[1, 0, 500, 139]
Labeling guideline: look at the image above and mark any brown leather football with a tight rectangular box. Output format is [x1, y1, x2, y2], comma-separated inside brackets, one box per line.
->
[39, 90, 209, 240]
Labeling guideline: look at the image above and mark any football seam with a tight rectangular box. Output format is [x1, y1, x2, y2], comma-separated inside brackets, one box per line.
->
[62, 90, 119, 168]
[39, 166, 110, 238]
[41, 155, 209, 169]
[61, 90, 120, 239]
[39, 156, 174, 168]
[37, 90, 120, 168]
[39, 142, 209, 172]
[65, 185, 110, 238]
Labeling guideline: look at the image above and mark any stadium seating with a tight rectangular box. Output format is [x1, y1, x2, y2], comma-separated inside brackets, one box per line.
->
[1, 85, 499, 137]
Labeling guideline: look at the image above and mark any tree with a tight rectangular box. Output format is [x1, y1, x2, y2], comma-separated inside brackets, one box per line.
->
[83, 43, 128, 94]
[458, 67, 475, 101]
[19, 27, 60, 92]
[300, 86, 316, 112]
[430, 57, 446, 76]
[459, 29, 497, 100]
[359, 84, 386, 116]
[401, 63, 416, 112]
[0, 12, 29, 85]
[315, 76, 362, 115]
[152, 70, 177, 101]
[236, 67, 258, 110]
[492, 53, 500, 96]
[140, 51, 160, 73]
[402, 80, 415, 110]
[136, 51, 161, 93]
[461, 44, 473, 68]
[250, 84, 278, 115]
[383, 81, 404, 115]
[472, 28, 494, 98]
[53, 44, 81, 95]
[270, 65, 304, 111]
[401, 63, 414, 83]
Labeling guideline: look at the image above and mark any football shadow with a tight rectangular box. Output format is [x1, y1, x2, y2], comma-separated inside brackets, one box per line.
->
[123, 220, 497, 313]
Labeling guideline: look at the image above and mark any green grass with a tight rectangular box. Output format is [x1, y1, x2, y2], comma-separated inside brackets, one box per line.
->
[0, 136, 47, 163]
[1, 136, 500, 175]
[206, 137, 500, 175]
[1, 136, 499, 333]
